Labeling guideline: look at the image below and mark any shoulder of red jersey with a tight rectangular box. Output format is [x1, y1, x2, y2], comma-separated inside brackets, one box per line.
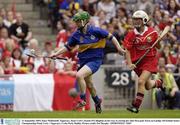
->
[125, 30, 136, 38]
[147, 27, 158, 33]
[59, 29, 66, 34]
[123, 30, 136, 49]
[143, 27, 158, 38]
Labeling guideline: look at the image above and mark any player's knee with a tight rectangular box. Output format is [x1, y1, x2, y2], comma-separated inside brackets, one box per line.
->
[87, 83, 93, 89]
[138, 79, 146, 86]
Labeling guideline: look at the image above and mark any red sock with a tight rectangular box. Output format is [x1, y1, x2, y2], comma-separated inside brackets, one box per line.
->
[132, 92, 144, 109]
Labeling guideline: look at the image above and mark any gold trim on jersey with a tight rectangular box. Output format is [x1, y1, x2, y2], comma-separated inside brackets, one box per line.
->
[78, 39, 106, 53]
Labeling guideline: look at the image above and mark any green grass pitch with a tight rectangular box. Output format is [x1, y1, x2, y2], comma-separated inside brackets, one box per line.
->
[0, 109, 180, 118]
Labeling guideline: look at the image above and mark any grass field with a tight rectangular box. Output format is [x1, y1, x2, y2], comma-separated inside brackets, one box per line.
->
[0, 109, 180, 118]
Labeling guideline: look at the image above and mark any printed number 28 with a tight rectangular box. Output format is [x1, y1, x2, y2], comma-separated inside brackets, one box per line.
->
[111, 72, 129, 86]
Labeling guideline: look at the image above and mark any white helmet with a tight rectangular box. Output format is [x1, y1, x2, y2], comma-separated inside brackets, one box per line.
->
[132, 10, 149, 24]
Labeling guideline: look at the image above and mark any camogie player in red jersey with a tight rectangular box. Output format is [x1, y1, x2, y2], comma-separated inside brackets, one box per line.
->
[123, 10, 163, 113]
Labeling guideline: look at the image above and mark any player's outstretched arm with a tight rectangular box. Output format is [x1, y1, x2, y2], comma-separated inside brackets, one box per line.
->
[125, 49, 136, 70]
[108, 34, 125, 54]
[50, 46, 68, 57]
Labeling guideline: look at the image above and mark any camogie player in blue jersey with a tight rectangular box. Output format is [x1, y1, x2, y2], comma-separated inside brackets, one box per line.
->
[50, 11, 125, 113]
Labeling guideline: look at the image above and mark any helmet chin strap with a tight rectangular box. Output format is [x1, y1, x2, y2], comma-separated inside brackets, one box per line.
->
[135, 23, 144, 32]
[78, 20, 88, 32]
[135, 25, 141, 32]
[81, 20, 85, 27]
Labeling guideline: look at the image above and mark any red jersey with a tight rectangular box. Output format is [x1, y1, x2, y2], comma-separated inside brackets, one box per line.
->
[56, 29, 68, 48]
[123, 26, 158, 62]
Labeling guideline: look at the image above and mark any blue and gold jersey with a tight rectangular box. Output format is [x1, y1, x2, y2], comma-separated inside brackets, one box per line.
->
[67, 25, 109, 62]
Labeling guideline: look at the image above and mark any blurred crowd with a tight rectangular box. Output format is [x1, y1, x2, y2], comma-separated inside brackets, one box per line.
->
[0, 7, 76, 75]
[0, 0, 180, 77]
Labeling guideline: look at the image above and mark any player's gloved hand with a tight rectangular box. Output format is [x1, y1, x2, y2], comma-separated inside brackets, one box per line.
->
[128, 63, 136, 70]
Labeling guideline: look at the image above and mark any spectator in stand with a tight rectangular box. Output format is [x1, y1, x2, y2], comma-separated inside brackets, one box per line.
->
[175, 0, 180, 8]
[47, 60, 58, 73]
[0, 65, 4, 74]
[158, 57, 166, 68]
[3, 11, 16, 29]
[28, 38, 45, 73]
[116, 7, 129, 34]
[28, 38, 39, 51]
[56, 20, 78, 61]
[24, 61, 35, 73]
[45, 0, 59, 29]
[91, 10, 108, 27]
[110, 18, 123, 41]
[68, 0, 80, 16]
[58, 59, 76, 76]
[97, 0, 116, 23]
[118, 0, 132, 15]
[55, 21, 77, 71]
[167, 0, 180, 18]
[11, 47, 23, 72]
[157, 11, 173, 32]
[81, 0, 96, 16]
[0, 27, 5, 58]
[56, 20, 69, 48]
[166, 30, 178, 45]
[1, 51, 14, 74]
[174, 57, 180, 89]
[20, 53, 27, 65]
[0, 27, 16, 53]
[0, 59, 4, 74]
[5, 38, 17, 53]
[117, 7, 128, 25]
[0, 8, 6, 20]
[59, 0, 80, 14]
[159, 44, 177, 65]
[173, 21, 180, 43]
[42, 41, 53, 57]
[88, 0, 99, 13]
[152, 9, 162, 26]
[10, 12, 32, 49]
[154, 0, 169, 10]
[0, 16, 4, 28]
[37, 64, 49, 74]
[155, 66, 180, 109]
[59, 0, 80, 27]
[135, 0, 154, 14]
[126, 17, 134, 31]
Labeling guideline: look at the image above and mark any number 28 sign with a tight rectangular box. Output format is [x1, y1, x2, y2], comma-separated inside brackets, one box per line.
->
[105, 69, 132, 87]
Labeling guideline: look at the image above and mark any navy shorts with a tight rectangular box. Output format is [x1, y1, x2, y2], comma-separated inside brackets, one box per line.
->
[78, 59, 102, 74]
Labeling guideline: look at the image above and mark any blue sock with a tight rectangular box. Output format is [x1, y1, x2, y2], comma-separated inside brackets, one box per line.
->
[80, 93, 86, 102]
[92, 95, 100, 104]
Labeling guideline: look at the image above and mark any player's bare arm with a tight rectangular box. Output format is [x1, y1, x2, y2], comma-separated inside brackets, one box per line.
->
[125, 49, 136, 70]
[107, 33, 125, 54]
[50, 46, 69, 57]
